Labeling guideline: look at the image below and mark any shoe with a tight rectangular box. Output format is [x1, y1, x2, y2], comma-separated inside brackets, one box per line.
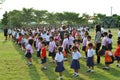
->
[103, 67, 109, 70]
[90, 70, 94, 73]
[74, 74, 79, 77]
[87, 69, 91, 72]
[41, 67, 47, 70]
[58, 76, 63, 80]
[72, 73, 76, 76]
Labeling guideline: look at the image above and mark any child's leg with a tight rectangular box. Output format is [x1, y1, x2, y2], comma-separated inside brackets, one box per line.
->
[59, 72, 62, 77]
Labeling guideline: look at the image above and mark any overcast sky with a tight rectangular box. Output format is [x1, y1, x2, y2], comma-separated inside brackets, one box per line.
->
[0, 0, 120, 19]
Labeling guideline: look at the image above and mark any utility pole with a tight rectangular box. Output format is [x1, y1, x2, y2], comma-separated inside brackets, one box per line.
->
[111, 6, 113, 16]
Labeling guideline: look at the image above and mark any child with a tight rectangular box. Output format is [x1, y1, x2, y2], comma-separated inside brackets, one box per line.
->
[41, 42, 47, 70]
[49, 36, 57, 62]
[82, 32, 88, 58]
[71, 46, 81, 77]
[62, 33, 69, 60]
[37, 37, 43, 58]
[55, 47, 65, 80]
[103, 48, 113, 70]
[68, 33, 75, 49]
[86, 36, 92, 54]
[18, 33, 22, 48]
[25, 40, 33, 65]
[107, 34, 113, 50]
[114, 40, 120, 67]
[87, 43, 95, 73]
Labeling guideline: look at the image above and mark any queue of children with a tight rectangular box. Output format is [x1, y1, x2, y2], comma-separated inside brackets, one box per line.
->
[5, 25, 120, 80]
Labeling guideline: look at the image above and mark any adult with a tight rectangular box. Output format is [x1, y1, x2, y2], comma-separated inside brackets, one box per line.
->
[60, 25, 69, 43]
[4, 27, 8, 40]
[94, 24, 101, 64]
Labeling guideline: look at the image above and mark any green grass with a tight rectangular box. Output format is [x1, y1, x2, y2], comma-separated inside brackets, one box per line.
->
[0, 28, 120, 80]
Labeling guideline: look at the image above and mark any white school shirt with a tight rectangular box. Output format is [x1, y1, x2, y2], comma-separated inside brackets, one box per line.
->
[46, 35, 50, 42]
[62, 38, 69, 50]
[87, 49, 95, 57]
[68, 36, 74, 45]
[118, 31, 120, 37]
[55, 52, 64, 62]
[25, 44, 33, 54]
[72, 51, 81, 60]
[8, 29, 12, 34]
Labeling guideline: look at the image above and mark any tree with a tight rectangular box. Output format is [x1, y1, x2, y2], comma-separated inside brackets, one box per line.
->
[21, 8, 35, 25]
[1, 11, 8, 25]
[33, 10, 48, 24]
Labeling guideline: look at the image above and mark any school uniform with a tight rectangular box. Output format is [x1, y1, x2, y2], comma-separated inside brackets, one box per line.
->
[105, 50, 113, 64]
[37, 42, 42, 57]
[28, 36, 33, 46]
[68, 36, 74, 49]
[87, 49, 95, 66]
[107, 38, 112, 50]
[71, 51, 81, 69]
[82, 37, 87, 51]
[49, 41, 56, 57]
[118, 31, 120, 40]
[25, 44, 33, 58]
[55, 52, 65, 72]
[62, 38, 69, 54]
[102, 36, 108, 50]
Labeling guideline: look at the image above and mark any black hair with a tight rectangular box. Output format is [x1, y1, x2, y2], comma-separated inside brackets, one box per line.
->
[72, 46, 78, 51]
[117, 40, 120, 45]
[50, 36, 54, 40]
[95, 24, 101, 33]
[87, 35, 91, 39]
[88, 43, 93, 47]
[103, 32, 108, 36]
[73, 39, 78, 43]
[38, 37, 43, 41]
[58, 47, 63, 54]
[42, 41, 46, 46]
[108, 34, 112, 38]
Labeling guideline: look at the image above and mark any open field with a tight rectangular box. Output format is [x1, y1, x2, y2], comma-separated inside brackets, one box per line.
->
[0, 28, 120, 80]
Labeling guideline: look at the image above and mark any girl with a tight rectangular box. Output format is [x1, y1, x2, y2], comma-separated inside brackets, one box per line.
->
[82, 32, 88, 58]
[103, 48, 113, 70]
[37, 37, 43, 58]
[68, 33, 75, 49]
[25, 40, 33, 65]
[18, 33, 22, 48]
[86, 36, 92, 54]
[55, 47, 65, 80]
[114, 40, 120, 67]
[62, 33, 69, 60]
[71, 46, 81, 77]
[49, 36, 57, 62]
[41, 42, 47, 70]
[107, 34, 113, 51]
[87, 43, 95, 73]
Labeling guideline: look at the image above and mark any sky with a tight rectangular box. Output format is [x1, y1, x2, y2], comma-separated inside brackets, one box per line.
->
[0, 0, 120, 19]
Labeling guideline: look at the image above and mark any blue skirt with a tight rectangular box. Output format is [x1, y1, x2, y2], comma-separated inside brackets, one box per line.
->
[87, 57, 94, 66]
[55, 62, 65, 72]
[71, 60, 80, 69]
[116, 56, 120, 61]
[25, 52, 32, 58]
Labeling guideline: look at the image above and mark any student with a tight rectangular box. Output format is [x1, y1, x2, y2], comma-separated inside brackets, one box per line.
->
[68, 33, 75, 49]
[41, 42, 47, 70]
[118, 28, 120, 40]
[103, 48, 113, 70]
[8, 28, 12, 39]
[4, 27, 8, 40]
[114, 40, 120, 68]
[25, 40, 33, 65]
[55, 47, 65, 80]
[49, 36, 57, 62]
[86, 36, 92, 54]
[107, 34, 113, 50]
[18, 33, 22, 48]
[62, 33, 69, 60]
[71, 46, 81, 77]
[87, 43, 95, 73]
[82, 32, 88, 58]
[37, 37, 43, 58]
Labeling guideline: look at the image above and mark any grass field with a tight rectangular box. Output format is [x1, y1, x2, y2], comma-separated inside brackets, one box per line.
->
[0, 28, 120, 80]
